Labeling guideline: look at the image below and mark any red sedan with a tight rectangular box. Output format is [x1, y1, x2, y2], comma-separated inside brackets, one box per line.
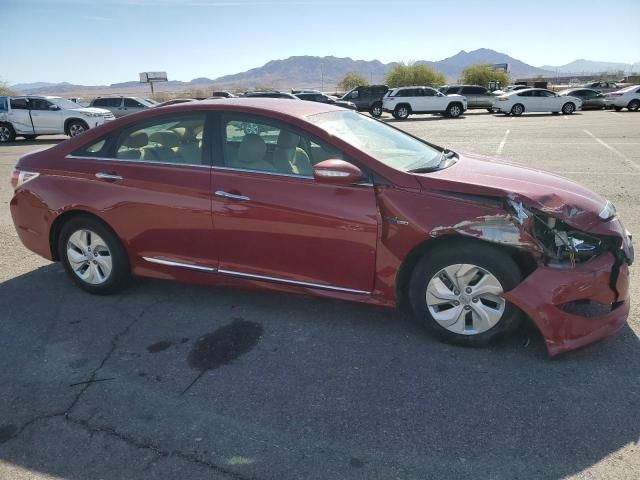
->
[10, 99, 633, 356]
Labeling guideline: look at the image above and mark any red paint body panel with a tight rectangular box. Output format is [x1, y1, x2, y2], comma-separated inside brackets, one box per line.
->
[503, 253, 630, 356]
[9, 99, 633, 356]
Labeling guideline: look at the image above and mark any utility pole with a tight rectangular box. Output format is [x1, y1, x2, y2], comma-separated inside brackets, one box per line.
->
[321, 62, 324, 93]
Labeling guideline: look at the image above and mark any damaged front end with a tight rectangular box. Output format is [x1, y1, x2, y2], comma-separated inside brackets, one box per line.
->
[502, 197, 633, 356]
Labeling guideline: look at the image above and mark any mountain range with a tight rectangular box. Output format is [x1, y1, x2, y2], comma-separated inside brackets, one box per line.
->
[9, 48, 638, 96]
[540, 59, 640, 74]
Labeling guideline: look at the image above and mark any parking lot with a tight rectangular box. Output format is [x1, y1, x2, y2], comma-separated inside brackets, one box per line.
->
[0, 109, 638, 479]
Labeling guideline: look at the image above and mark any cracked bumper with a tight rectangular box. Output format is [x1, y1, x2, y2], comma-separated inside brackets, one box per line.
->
[503, 253, 630, 356]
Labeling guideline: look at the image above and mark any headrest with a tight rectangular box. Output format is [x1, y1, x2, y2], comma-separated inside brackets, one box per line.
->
[123, 131, 148, 148]
[277, 130, 300, 149]
[149, 130, 180, 149]
[238, 134, 266, 164]
[171, 127, 187, 140]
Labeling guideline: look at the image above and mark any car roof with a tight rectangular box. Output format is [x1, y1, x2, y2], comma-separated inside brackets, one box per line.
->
[161, 97, 343, 118]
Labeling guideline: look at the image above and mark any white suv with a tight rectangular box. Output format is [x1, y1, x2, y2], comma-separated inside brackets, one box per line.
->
[382, 86, 467, 119]
[604, 85, 640, 111]
[0, 95, 113, 143]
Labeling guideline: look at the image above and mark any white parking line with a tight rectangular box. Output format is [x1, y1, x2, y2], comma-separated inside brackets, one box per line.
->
[497, 129, 510, 154]
[584, 129, 640, 171]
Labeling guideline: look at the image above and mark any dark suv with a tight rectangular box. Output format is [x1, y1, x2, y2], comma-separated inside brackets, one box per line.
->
[439, 85, 497, 111]
[340, 85, 389, 117]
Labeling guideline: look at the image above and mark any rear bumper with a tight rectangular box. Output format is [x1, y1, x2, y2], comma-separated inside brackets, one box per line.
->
[503, 253, 630, 356]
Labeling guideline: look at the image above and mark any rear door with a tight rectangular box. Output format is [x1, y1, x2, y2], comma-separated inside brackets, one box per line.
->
[65, 111, 215, 271]
[210, 112, 378, 293]
[123, 98, 147, 116]
[8, 98, 34, 135]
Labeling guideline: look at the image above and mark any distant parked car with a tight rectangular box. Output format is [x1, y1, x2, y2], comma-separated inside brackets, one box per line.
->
[604, 85, 640, 111]
[382, 86, 467, 119]
[291, 89, 322, 94]
[145, 98, 159, 105]
[493, 88, 582, 116]
[89, 97, 154, 118]
[439, 85, 496, 111]
[583, 81, 618, 92]
[212, 91, 236, 98]
[240, 91, 299, 99]
[295, 92, 357, 110]
[558, 88, 607, 109]
[0, 95, 113, 143]
[339, 85, 389, 117]
[492, 85, 530, 95]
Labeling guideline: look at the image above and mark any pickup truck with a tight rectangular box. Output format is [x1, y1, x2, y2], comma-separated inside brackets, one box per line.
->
[0, 95, 114, 143]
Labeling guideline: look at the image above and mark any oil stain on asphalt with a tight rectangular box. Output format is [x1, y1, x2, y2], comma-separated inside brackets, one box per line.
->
[182, 318, 263, 394]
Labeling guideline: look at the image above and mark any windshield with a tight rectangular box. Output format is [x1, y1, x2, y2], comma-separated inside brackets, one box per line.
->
[306, 110, 443, 171]
[49, 97, 86, 109]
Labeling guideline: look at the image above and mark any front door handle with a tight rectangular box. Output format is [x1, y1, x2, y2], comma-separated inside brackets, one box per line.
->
[215, 190, 250, 201]
[95, 172, 123, 181]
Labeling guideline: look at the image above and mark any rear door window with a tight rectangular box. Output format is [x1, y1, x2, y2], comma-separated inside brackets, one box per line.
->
[0, 97, 7, 111]
[124, 98, 145, 108]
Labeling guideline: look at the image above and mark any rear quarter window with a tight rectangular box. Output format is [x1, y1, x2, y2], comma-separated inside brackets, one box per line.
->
[0, 96, 7, 111]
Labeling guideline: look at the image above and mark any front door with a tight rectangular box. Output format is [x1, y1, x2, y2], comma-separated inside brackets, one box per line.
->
[28, 97, 62, 133]
[211, 113, 379, 293]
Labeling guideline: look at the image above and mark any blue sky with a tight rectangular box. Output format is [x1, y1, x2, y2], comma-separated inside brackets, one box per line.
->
[2, 0, 639, 85]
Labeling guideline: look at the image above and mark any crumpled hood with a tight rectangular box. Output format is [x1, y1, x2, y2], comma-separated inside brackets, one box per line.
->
[417, 151, 608, 231]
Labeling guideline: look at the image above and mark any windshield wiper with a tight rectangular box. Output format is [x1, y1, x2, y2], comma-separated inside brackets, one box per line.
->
[408, 148, 456, 173]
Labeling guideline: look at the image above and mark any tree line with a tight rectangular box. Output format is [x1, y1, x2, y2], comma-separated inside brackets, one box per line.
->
[338, 63, 510, 91]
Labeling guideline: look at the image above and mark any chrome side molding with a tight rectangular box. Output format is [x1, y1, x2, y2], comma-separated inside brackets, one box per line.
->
[142, 257, 370, 294]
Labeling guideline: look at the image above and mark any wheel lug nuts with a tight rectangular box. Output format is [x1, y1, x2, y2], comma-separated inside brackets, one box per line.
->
[472, 297, 478, 303]
[464, 305, 471, 311]
[453, 301, 460, 306]
[465, 287, 472, 293]
[454, 290, 460, 295]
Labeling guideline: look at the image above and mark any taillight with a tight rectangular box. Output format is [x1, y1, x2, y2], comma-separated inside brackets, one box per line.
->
[11, 169, 40, 190]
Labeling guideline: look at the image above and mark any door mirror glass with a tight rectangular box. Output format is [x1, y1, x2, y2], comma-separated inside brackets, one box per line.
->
[313, 159, 363, 185]
[49, 104, 61, 111]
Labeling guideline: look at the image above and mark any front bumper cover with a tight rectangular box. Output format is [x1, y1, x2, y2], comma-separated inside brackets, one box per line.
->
[503, 252, 630, 356]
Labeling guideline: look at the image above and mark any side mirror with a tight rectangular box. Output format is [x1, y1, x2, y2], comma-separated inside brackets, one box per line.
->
[313, 159, 363, 185]
[49, 104, 60, 111]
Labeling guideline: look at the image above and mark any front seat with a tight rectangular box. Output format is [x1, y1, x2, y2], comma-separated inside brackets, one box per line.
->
[145, 131, 182, 162]
[230, 133, 272, 171]
[273, 130, 312, 175]
[116, 131, 148, 159]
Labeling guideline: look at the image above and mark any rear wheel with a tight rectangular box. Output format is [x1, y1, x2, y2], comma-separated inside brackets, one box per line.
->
[58, 215, 130, 294]
[446, 103, 463, 118]
[510, 104, 524, 116]
[562, 102, 575, 114]
[67, 120, 88, 137]
[370, 102, 383, 118]
[409, 241, 523, 347]
[0, 123, 16, 143]
[394, 104, 410, 120]
[628, 100, 640, 112]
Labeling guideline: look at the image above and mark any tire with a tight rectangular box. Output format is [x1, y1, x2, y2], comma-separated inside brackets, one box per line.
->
[510, 104, 524, 116]
[409, 240, 523, 347]
[23, 135, 38, 140]
[445, 103, 463, 118]
[614, 106, 623, 111]
[370, 102, 383, 118]
[628, 100, 640, 112]
[0, 123, 16, 143]
[394, 104, 410, 120]
[67, 120, 89, 138]
[58, 215, 130, 295]
[561, 102, 575, 114]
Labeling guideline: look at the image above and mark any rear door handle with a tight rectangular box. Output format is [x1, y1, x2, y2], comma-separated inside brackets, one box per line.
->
[95, 172, 123, 181]
[215, 190, 250, 201]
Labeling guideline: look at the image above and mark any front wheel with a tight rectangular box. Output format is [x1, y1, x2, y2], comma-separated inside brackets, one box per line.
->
[67, 120, 88, 137]
[409, 241, 523, 347]
[58, 216, 130, 294]
[370, 102, 383, 118]
[562, 102, 575, 114]
[0, 123, 16, 143]
[628, 100, 640, 112]
[446, 103, 463, 118]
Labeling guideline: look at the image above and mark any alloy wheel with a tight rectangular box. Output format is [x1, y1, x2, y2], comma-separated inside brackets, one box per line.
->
[450, 105, 461, 117]
[0, 126, 10, 142]
[397, 107, 409, 119]
[425, 263, 506, 335]
[69, 123, 86, 137]
[563, 103, 574, 114]
[66, 229, 113, 285]
[372, 105, 382, 117]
